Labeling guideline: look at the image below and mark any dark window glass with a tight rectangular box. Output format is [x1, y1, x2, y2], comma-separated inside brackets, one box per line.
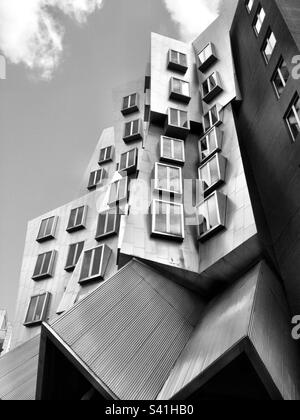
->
[25, 296, 38, 324]
[125, 122, 132, 137]
[33, 254, 44, 277]
[91, 246, 103, 277]
[286, 95, 300, 141]
[80, 249, 92, 280]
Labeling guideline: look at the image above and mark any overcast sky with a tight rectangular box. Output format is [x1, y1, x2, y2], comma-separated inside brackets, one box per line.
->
[0, 0, 219, 321]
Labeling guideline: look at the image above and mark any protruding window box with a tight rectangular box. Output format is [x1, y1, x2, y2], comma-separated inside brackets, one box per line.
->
[24, 292, 51, 328]
[88, 169, 105, 191]
[64, 241, 85, 272]
[198, 154, 226, 197]
[165, 108, 190, 140]
[196, 192, 227, 242]
[203, 105, 223, 134]
[36, 216, 58, 243]
[169, 78, 191, 104]
[199, 127, 223, 163]
[123, 119, 143, 143]
[119, 148, 138, 175]
[108, 177, 128, 207]
[32, 251, 56, 281]
[95, 208, 120, 241]
[168, 50, 188, 74]
[202, 72, 223, 104]
[121, 93, 139, 116]
[78, 244, 112, 285]
[99, 146, 114, 165]
[66, 206, 88, 233]
[198, 43, 217, 73]
[160, 136, 185, 166]
[154, 163, 183, 198]
[151, 200, 184, 242]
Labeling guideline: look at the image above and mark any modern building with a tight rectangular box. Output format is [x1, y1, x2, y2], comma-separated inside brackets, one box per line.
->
[0, 0, 300, 400]
[0, 310, 11, 356]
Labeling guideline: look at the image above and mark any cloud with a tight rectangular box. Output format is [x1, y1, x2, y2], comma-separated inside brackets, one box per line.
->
[163, 0, 222, 42]
[0, 0, 104, 80]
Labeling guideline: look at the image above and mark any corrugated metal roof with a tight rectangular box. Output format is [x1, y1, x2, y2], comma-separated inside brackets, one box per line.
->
[50, 259, 205, 400]
[0, 335, 40, 400]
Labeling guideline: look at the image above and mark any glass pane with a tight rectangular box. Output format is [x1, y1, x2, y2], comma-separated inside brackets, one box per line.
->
[280, 61, 290, 83]
[68, 209, 76, 229]
[106, 146, 112, 160]
[106, 212, 116, 233]
[80, 250, 92, 280]
[128, 149, 136, 167]
[45, 217, 54, 236]
[288, 98, 300, 139]
[180, 111, 188, 128]
[34, 295, 46, 321]
[170, 108, 178, 126]
[273, 71, 284, 97]
[99, 148, 106, 162]
[208, 195, 219, 228]
[66, 244, 76, 267]
[42, 251, 52, 275]
[169, 204, 182, 236]
[209, 156, 220, 186]
[155, 202, 167, 234]
[120, 153, 128, 171]
[118, 178, 127, 200]
[75, 242, 85, 265]
[88, 172, 95, 188]
[130, 94, 137, 107]
[33, 254, 44, 277]
[200, 165, 210, 191]
[75, 206, 84, 226]
[181, 81, 190, 97]
[200, 137, 209, 160]
[91, 247, 103, 277]
[157, 165, 168, 190]
[211, 106, 218, 125]
[179, 53, 187, 67]
[171, 50, 178, 64]
[38, 219, 47, 238]
[97, 212, 107, 237]
[96, 170, 102, 185]
[123, 96, 129, 109]
[209, 74, 217, 90]
[269, 32, 277, 49]
[109, 182, 117, 204]
[132, 119, 139, 135]
[169, 167, 180, 193]
[198, 202, 209, 235]
[26, 296, 39, 323]
[203, 80, 209, 96]
[172, 78, 181, 94]
[203, 113, 211, 131]
[173, 140, 183, 161]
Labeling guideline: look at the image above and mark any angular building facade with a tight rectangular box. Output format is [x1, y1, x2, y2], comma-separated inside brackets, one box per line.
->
[1, 0, 300, 400]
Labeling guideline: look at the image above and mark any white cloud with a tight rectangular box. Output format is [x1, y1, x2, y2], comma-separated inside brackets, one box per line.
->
[0, 0, 104, 80]
[163, 0, 222, 42]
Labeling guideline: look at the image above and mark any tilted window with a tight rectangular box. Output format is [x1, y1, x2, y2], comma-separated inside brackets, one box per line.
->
[122, 94, 139, 115]
[37, 216, 58, 243]
[202, 72, 223, 103]
[203, 105, 222, 133]
[246, 0, 254, 13]
[65, 241, 85, 272]
[99, 146, 114, 164]
[168, 50, 188, 73]
[196, 192, 227, 242]
[32, 251, 56, 280]
[154, 163, 183, 196]
[24, 293, 51, 327]
[123, 119, 142, 142]
[262, 29, 277, 63]
[108, 177, 128, 206]
[168, 108, 189, 128]
[253, 5, 266, 35]
[96, 208, 120, 240]
[271, 57, 290, 98]
[198, 154, 226, 196]
[66, 206, 87, 233]
[285, 94, 300, 142]
[160, 136, 185, 165]
[170, 78, 191, 103]
[119, 148, 138, 174]
[199, 127, 223, 163]
[88, 169, 104, 190]
[151, 200, 184, 241]
[79, 245, 112, 284]
[198, 43, 217, 72]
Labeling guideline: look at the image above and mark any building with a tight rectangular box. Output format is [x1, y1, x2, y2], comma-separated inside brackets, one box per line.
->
[0, 0, 300, 400]
[0, 310, 11, 356]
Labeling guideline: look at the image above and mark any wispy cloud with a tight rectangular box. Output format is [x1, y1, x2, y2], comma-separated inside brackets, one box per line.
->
[163, 0, 222, 42]
[0, 0, 104, 80]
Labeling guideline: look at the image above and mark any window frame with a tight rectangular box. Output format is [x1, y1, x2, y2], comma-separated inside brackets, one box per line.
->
[202, 72, 223, 104]
[108, 177, 128, 207]
[78, 244, 111, 285]
[66, 205, 88, 233]
[151, 199, 185, 241]
[95, 208, 120, 241]
[252, 5, 266, 36]
[245, 0, 254, 13]
[98, 146, 114, 165]
[24, 292, 51, 327]
[196, 191, 227, 242]
[36, 216, 58, 243]
[198, 42, 217, 72]
[160, 136, 185, 165]
[119, 148, 138, 174]
[32, 250, 56, 281]
[169, 77, 191, 104]
[121, 93, 139, 115]
[198, 153, 226, 197]
[271, 57, 290, 99]
[285, 93, 300, 142]
[154, 162, 183, 196]
[88, 168, 104, 190]
[123, 119, 143, 143]
[65, 241, 85, 272]
[203, 105, 222, 133]
[199, 127, 223, 164]
[261, 29, 277, 64]
[168, 49, 188, 73]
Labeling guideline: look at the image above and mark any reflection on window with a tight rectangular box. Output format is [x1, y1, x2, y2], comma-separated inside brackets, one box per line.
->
[160, 136, 185, 164]
[152, 200, 184, 240]
[285, 94, 300, 142]
[154, 163, 182, 195]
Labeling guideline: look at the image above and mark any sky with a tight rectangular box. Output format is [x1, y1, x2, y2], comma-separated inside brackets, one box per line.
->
[0, 0, 220, 321]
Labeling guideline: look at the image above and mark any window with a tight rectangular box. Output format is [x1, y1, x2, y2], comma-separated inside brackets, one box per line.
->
[121, 93, 139, 115]
[198, 43, 217, 72]
[119, 148, 138, 174]
[253, 5, 266, 35]
[262, 30, 277, 63]
[99, 146, 114, 164]
[166, 108, 190, 140]
[170, 78, 191, 103]
[108, 177, 128, 206]
[32, 251, 56, 280]
[199, 127, 223, 163]
[168, 50, 188, 73]
[285, 94, 300, 142]
[24, 293, 51, 327]
[202, 72, 223, 103]
[88, 169, 104, 190]
[272, 57, 290, 98]
[160, 136, 185, 165]
[96, 208, 120, 240]
[66, 206, 87, 233]
[151, 200, 184, 240]
[154, 163, 183, 196]
[246, 0, 254, 13]
[123, 119, 142, 142]
[65, 242, 84, 272]
[196, 192, 227, 242]
[79, 245, 112, 284]
[203, 105, 222, 133]
[198, 154, 226, 196]
[37, 216, 57, 243]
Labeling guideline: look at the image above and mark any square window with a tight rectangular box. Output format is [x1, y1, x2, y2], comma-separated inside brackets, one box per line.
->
[285, 94, 300, 142]
[108, 177, 128, 206]
[119, 148, 138, 174]
[170, 78, 191, 103]
[168, 50, 188, 73]
[24, 293, 51, 327]
[32, 251, 56, 280]
[202, 72, 223, 103]
[154, 163, 183, 196]
[99, 146, 114, 164]
[199, 127, 223, 163]
[36, 216, 58, 243]
[88, 169, 104, 190]
[198, 154, 226, 197]
[160, 136, 185, 165]
[198, 43, 217, 72]
[65, 241, 84, 272]
[196, 192, 227, 242]
[121, 93, 139, 115]
[203, 105, 222, 133]
[151, 200, 184, 241]
[253, 5, 266, 36]
[123, 119, 143, 143]
[96, 208, 120, 240]
[165, 108, 190, 140]
[262, 29, 277, 63]
[79, 245, 112, 284]
[66, 206, 87, 233]
[272, 57, 290, 98]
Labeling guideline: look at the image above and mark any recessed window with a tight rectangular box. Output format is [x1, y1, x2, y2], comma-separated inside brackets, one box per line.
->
[154, 163, 183, 196]
[32, 251, 56, 280]
[285, 94, 300, 142]
[199, 127, 223, 163]
[88, 169, 104, 190]
[160, 136, 185, 165]
[108, 177, 128, 206]
[24, 293, 51, 327]
[253, 5, 266, 35]
[121, 93, 139, 115]
[119, 148, 138, 174]
[96, 208, 120, 240]
[272, 57, 290, 98]
[196, 192, 227, 242]
[99, 146, 114, 164]
[168, 50, 188, 73]
[262, 29, 277, 63]
[79, 245, 112, 284]
[36, 216, 58, 243]
[198, 43, 217, 72]
[198, 154, 226, 197]
[202, 72, 223, 103]
[66, 206, 87, 233]
[170, 78, 191, 103]
[246, 0, 254, 13]
[203, 105, 222, 133]
[65, 242, 85, 272]
[151, 200, 184, 241]
[123, 119, 142, 143]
